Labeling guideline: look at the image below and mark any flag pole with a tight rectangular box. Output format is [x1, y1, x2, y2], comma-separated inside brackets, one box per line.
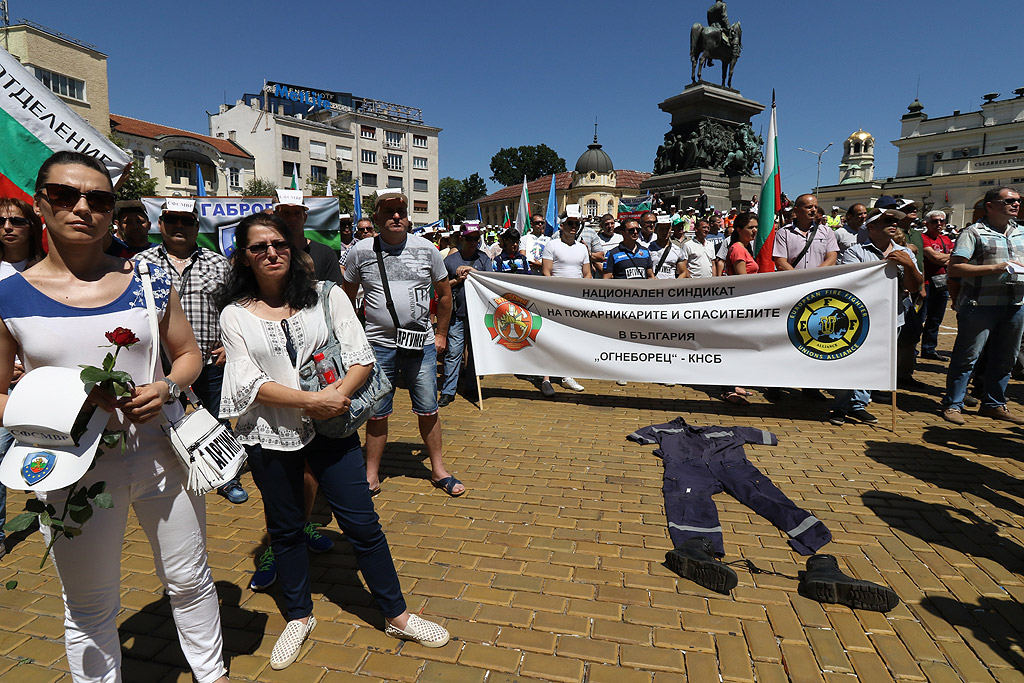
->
[891, 390, 897, 433]
[476, 375, 484, 411]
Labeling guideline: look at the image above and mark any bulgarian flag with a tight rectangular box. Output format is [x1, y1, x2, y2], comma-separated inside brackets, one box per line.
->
[0, 45, 128, 201]
[502, 206, 512, 231]
[289, 165, 299, 190]
[755, 91, 781, 273]
[513, 175, 530, 235]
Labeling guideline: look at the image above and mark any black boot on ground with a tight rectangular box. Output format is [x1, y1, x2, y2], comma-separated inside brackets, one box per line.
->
[665, 537, 738, 595]
[798, 554, 899, 612]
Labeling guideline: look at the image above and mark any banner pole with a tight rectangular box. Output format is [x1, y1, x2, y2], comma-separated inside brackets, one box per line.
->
[476, 375, 484, 410]
[891, 390, 897, 433]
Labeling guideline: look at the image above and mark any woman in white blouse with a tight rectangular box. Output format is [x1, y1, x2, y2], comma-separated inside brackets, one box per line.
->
[217, 214, 449, 670]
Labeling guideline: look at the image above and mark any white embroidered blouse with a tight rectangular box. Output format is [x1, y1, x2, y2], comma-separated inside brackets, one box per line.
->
[219, 284, 376, 450]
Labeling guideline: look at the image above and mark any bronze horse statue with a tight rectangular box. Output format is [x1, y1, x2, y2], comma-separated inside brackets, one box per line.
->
[690, 22, 741, 88]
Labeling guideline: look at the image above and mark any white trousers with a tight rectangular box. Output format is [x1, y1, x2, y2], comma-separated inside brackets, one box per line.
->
[39, 423, 226, 683]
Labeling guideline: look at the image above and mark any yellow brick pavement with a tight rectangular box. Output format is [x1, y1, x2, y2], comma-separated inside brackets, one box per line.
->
[1, 326, 1024, 681]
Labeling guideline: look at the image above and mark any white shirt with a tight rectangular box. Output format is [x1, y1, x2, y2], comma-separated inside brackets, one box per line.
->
[680, 238, 716, 278]
[521, 233, 550, 264]
[649, 241, 686, 279]
[219, 284, 376, 451]
[542, 239, 589, 278]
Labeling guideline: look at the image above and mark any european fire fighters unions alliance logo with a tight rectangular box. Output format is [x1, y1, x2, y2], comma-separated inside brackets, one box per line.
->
[787, 288, 869, 361]
[484, 293, 542, 351]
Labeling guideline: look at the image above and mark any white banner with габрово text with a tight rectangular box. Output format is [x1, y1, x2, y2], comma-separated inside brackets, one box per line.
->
[465, 261, 897, 391]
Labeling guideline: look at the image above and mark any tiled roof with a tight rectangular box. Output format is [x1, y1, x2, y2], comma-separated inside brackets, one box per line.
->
[476, 169, 652, 204]
[110, 114, 253, 158]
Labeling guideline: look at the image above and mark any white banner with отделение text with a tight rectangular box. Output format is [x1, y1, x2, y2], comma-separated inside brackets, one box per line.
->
[464, 262, 898, 391]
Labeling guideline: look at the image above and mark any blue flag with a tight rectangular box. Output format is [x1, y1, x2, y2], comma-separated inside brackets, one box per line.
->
[477, 202, 482, 222]
[544, 174, 559, 236]
[354, 179, 362, 222]
[195, 164, 207, 197]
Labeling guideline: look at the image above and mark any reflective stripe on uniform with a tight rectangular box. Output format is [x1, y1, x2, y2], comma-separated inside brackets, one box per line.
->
[787, 516, 821, 538]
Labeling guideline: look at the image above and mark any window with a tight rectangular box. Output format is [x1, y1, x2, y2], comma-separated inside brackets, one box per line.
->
[168, 159, 193, 184]
[282, 134, 299, 151]
[386, 154, 403, 171]
[952, 147, 979, 159]
[360, 125, 376, 139]
[283, 161, 300, 178]
[337, 145, 353, 161]
[385, 131, 404, 148]
[586, 199, 599, 217]
[413, 178, 428, 192]
[229, 167, 240, 186]
[309, 140, 327, 160]
[311, 165, 327, 182]
[132, 149, 145, 169]
[362, 173, 377, 187]
[33, 66, 85, 101]
[361, 149, 377, 164]
[413, 156, 428, 170]
[916, 154, 933, 177]
[338, 169, 353, 183]
[413, 134, 428, 148]
[413, 200, 429, 213]
[388, 176, 403, 189]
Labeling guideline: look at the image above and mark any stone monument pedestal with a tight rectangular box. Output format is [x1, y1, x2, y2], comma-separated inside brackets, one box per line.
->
[642, 82, 765, 212]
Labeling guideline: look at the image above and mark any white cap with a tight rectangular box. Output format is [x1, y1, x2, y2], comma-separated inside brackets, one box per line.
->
[0, 367, 109, 491]
[274, 189, 308, 208]
[565, 204, 582, 219]
[161, 198, 196, 214]
[374, 188, 409, 209]
[339, 213, 352, 220]
[657, 214, 672, 225]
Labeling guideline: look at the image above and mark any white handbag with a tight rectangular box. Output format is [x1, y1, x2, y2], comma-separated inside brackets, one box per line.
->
[139, 261, 246, 494]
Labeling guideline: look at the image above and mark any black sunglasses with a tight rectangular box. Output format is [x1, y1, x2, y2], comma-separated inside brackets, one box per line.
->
[247, 240, 291, 255]
[0, 216, 29, 228]
[39, 183, 117, 213]
[280, 319, 298, 366]
[625, 228, 641, 234]
[162, 214, 197, 227]
[995, 197, 1022, 205]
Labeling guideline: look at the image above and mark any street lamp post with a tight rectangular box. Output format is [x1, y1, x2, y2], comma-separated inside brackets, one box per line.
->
[798, 142, 833, 196]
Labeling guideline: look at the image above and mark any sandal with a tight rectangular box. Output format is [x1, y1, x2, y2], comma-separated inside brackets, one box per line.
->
[432, 475, 466, 497]
[722, 392, 750, 405]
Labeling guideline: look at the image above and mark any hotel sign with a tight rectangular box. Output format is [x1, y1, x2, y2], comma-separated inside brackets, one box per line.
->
[263, 81, 352, 113]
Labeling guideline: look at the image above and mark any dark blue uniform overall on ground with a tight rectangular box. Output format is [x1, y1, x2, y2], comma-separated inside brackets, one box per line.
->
[628, 418, 832, 557]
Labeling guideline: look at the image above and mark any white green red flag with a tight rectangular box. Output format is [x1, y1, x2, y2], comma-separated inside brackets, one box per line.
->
[0, 46, 128, 201]
[502, 206, 512, 231]
[513, 176, 530, 235]
[755, 91, 780, 273]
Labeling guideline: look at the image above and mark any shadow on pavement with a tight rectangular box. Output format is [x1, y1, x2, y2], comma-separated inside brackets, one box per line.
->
[922, 425, 1024, 458]
[921, 594, 1024, 672]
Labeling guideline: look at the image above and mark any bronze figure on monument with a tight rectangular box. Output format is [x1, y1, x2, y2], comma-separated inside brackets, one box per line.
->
[690, 1, 742, 88]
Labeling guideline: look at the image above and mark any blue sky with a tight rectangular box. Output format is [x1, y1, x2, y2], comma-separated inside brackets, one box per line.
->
[16, 0, 1021, 199]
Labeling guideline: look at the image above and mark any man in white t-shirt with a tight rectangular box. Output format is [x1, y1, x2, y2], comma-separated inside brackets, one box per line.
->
[539, 210, 591, 394]
[680, 219, 716, 278]
[649, 215, 688, 279]
[520, 214, 550, 270]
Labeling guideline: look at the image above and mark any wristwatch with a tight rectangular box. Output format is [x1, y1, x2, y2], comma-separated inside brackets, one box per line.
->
[159, 377, 182, 404]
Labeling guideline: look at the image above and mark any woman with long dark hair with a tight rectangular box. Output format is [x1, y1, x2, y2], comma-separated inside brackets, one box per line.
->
[217, 213, 449, 671]
[721, 212, 759, 405]
[0, 151, 228, 682]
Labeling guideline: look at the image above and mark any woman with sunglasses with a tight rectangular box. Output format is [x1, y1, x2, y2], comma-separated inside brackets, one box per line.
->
[721, 212, 759, 405]
[0, 151, 228, 682]
[216, 213, 449, 670]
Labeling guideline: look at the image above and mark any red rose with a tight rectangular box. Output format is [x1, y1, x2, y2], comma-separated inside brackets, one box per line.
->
[105, 327, 140, 348]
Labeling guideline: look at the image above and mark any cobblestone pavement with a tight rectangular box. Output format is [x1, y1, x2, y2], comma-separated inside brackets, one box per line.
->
[2, 328, 1024, 682]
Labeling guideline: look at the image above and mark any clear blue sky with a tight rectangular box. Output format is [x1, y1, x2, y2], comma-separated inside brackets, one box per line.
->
[15, 0, 1021, 199]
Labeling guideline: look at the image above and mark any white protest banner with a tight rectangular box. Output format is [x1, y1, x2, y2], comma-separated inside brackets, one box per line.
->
[465, 262, 897, 391]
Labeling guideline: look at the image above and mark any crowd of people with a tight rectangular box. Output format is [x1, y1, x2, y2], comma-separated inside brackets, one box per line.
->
[0, 147, 1020, 680]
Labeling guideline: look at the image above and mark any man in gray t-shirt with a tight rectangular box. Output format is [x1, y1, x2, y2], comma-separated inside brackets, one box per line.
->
[343, 190, 465, 497]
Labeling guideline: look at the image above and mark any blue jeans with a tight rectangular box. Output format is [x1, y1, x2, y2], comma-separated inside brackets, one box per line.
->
[943, 301, 1024, 410]
[921, 283, 949, 355]
[0, 427, 11, 545]
[370, 343, 439, 417]
[247, 433, 406, 621]
[190, 363, 224, 418]
[440, 318, 470, 397]
[897, 295, 925, 378]
[832, 389, 871, 413]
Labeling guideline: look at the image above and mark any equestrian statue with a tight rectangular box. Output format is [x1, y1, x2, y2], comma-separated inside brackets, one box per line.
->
[690, 0, 742, 88]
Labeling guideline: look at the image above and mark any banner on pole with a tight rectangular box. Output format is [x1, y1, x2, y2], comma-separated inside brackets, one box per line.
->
[465, 262, 897, 390]
[617, 195, 653, 221]
[141, 196, 341, 256]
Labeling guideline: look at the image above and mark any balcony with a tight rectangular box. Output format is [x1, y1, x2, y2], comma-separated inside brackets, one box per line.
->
[384, 161, 404, 171]
[383, 140, 406, 151]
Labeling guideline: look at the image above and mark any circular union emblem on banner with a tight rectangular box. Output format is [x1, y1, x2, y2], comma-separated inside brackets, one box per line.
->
[484, 293, 542, 351]
[787, 288, 869, 361]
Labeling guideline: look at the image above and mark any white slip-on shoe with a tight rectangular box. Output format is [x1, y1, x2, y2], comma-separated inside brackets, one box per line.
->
[384, 613, 450, 648]
[560, 377, 585, 392]
[270, 615, 316, 670]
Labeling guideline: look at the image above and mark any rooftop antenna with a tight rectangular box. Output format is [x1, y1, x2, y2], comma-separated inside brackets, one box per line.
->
[593, 117, 598, 143]
[915, 75, 920, 100]
[1, 1, 9, 28]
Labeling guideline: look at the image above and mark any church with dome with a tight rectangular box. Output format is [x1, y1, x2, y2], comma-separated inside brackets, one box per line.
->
[473, 136, 651, 226]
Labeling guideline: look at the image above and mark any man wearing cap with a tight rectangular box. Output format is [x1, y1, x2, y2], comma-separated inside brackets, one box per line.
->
[492, 229, 532, 274]
[772, 194, 839, 271]
[274, 190, 344, 285]
[828, 208, 922, 425]
[921, 210, 954, 360]
[680, 218, 715, 279]
[835, 204, 868, 254]
[439, 222, 493, 407]
[136, 200, 247, 504]
[649, 215, 689, 279]
[940, 186, 1024, 425]
[603, 219, 654, 280]
[826, 207, 843, 228]
[114, 201, 156, 256]
[540, 209, 591, 394]
[337, 213, 355, 263]
[342, 189, 465, 496]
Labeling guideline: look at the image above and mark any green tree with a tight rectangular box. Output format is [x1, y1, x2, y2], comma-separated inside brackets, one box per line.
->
[242, 177, 278, 197]
[361, 191, 378, 218]
[438, 173, 489, 225]
[489, 144, 566, 187]
[106, 132, 158, 200]
[462, 173, 487, 203]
